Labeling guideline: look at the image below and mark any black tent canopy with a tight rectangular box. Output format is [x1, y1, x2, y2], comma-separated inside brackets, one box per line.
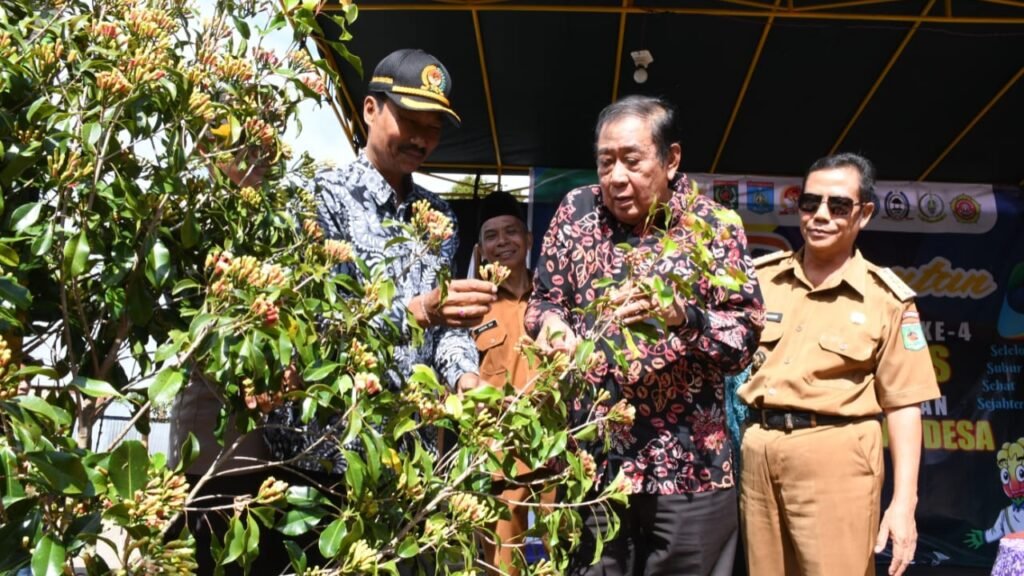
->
[317, 0, 1024, 185]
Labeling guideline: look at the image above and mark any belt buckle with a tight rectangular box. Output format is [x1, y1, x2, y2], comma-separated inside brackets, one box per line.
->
[784, 412, 794, 432]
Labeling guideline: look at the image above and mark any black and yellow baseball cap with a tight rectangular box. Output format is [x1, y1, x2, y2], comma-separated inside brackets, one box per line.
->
[368, 49, 461, 126]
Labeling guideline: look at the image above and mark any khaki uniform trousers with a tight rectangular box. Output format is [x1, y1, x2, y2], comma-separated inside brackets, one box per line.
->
[740, 418, 883, 576]
[484, 479, 556, 575]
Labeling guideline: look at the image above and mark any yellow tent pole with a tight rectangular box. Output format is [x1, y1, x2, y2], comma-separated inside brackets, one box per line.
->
[419, 161, 531, 171]
[330, 4, 1024, 25]
[471, 9, 504, 177]
[792, 0, 901, 12]
[919, 66, 1024, 181]
[980, 0, 1024, 9]
[830, 0, 937, 154]
[711, 0, 783, 172]
[610, 0, 630, 103]
[313, 36, 361, 154]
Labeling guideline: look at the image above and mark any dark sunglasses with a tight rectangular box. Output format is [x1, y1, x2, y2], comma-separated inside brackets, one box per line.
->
[797, 192, 864, 217]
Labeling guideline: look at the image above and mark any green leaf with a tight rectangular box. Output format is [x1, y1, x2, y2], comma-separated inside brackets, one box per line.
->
[9, 202, 42, 233]
[284, 540, 307, 574]
[0, 142, 41, 189]
[249, 506, 276, 528]
[575, 339, 595, 373]
[444, 394, 463, 419]
[276, 507, 325, 537]
[396, 535, 419, 559]
[171, 278, 200, 295]
[82, 122, 102, 151]
[11, 365, 58, 380]
[26, 452, 90, 495]
[108, 440, 149, 499]
[318, 518, 347, 558]
[71, 377, 123, 399]
[31, 534, 65, 576]
[30, 224, 54, 256]
[17, 396, 71, 427]
[0, 276, 31, 309]
[222, 516, 245, 565]
[145, 240, 171, 287]
[149, 368, 185, 406]
[153, 339, 183, 364]
[181, 212, 200, 248]
[0, 243, 17, 267]
[231, 15, 251, 38]
[63, 231, 90, 278]
[1, 444, 26, 501]
[343, 450, 365, 496]
[622, 328, 640, 359]
[244, 515, 260, 558]
[126, 280, 154, 325]
[464, 384, 502, 404]
[175, 432, 200, 473]
[303, 362, 339, 382]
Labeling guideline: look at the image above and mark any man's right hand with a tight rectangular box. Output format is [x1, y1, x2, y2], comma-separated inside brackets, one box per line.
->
[535, 314, 579, 357]
[412, 279, 496, 328]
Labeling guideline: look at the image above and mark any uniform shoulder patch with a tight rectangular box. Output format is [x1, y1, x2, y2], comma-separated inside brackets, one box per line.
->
[752, 250, 791, 269]
[871, 266, 916, 302]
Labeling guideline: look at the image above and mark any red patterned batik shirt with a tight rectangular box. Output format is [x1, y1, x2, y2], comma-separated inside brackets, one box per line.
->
[525, 176, 764, 495]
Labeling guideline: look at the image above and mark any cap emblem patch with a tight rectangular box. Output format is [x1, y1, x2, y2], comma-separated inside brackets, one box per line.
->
[421, 65, 446, 95]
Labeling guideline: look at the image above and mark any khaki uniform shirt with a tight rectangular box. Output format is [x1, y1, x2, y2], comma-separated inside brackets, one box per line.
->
[473, 283, 534, 392]
[738, 249, 940, 416]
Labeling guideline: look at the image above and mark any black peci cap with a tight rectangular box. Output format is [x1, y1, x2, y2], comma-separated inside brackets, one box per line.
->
[479, 191, 526, 229]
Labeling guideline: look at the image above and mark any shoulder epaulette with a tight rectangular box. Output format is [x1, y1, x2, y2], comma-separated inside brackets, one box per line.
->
[870, 266, 916, 302]
[752, 250, 791, 268]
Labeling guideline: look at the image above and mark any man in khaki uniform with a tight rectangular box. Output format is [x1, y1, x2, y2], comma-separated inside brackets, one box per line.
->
[472, 191, 553, 574]
[738, 153, 940, 576]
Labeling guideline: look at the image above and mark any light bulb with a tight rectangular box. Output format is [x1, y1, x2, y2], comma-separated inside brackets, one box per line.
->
[633, 66, 648, 84]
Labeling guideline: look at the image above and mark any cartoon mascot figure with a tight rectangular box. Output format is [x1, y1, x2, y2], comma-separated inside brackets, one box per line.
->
[966, 437, 1024, 548]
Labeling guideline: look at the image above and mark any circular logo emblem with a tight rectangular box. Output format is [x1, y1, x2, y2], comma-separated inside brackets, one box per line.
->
[779, 185, 802, 215]
[421, 65, 447, 95]
[917, 192, 945, 223]
[884, 190, 911, 220]
[951, 194, 980, 223]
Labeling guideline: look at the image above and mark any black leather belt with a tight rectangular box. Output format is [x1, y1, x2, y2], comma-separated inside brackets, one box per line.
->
[749, 408, 867, 431]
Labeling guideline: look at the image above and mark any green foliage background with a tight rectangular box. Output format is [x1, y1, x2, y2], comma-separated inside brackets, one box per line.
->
[0, 0, 635, 573]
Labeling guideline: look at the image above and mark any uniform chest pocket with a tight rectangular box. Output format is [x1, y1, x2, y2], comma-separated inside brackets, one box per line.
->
[811, 331, 877, 390]
[760, 322, 784, 347]
[475, 324, 509, 377]
[818, 332, 875, 362]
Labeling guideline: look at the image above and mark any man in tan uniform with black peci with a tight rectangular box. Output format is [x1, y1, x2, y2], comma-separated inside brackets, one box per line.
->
[738, 153, 940, 576]
[472, 190, 554, 574]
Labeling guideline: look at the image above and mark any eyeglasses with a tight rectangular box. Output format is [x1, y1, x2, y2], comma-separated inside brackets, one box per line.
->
[797, 192, 864, 217]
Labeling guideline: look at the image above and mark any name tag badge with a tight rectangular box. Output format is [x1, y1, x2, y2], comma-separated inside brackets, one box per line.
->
[766, 311, 783, 323]
[472, 319, 498, 337]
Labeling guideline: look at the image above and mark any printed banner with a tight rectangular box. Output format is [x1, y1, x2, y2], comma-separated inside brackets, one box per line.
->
[528, 167, 1024, 569]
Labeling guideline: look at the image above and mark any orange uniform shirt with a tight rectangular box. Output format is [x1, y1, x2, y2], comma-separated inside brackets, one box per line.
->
[473, 283, 534, 392]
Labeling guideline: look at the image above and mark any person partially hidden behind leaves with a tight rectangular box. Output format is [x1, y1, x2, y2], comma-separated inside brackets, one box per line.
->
[525, 95, 764, 575]
[470, 191, 556, 574]
[166, 140, 301, 575]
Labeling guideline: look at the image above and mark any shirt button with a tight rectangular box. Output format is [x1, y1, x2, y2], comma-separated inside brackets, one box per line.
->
[840, 343, 848, 351]
[783, 358, 791, 365]
[768, 387, 777, 396]
[795, 325, 803, 332]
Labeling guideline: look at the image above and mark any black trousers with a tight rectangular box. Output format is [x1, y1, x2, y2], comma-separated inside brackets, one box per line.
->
[569, 488, 738, 576]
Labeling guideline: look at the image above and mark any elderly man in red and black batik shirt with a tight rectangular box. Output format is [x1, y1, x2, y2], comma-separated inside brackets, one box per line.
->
[526, 95, 764, 576]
